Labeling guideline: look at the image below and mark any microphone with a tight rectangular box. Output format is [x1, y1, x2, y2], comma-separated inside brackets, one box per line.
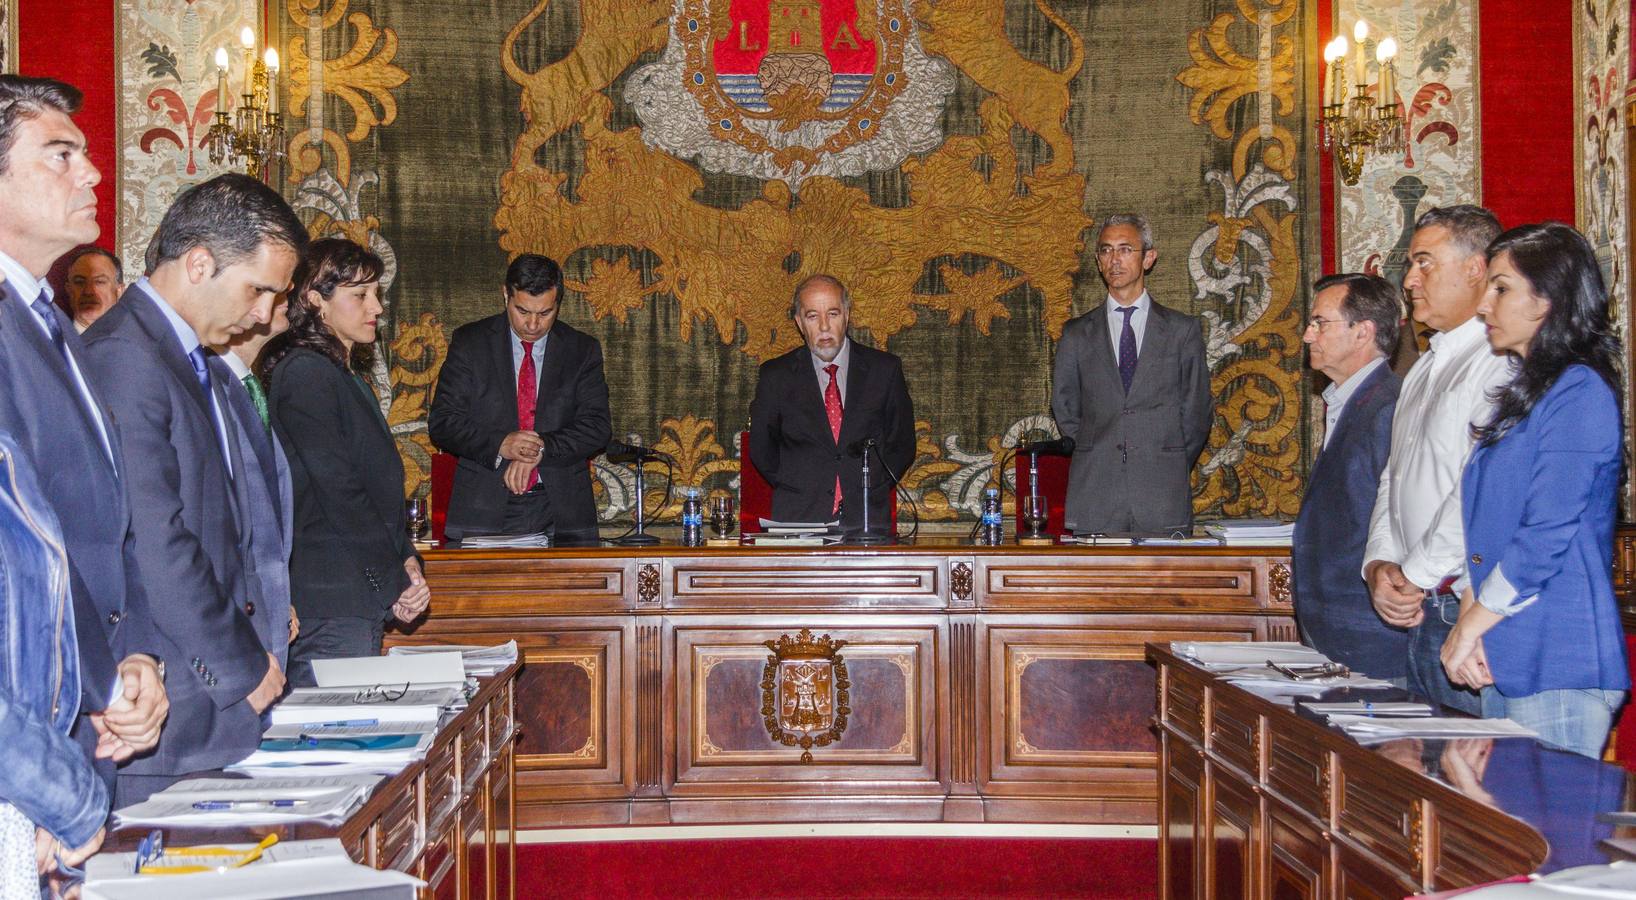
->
[1019, 437, 1075, 456]
[845, 436, 878, 457]
[605, 440, 674, 465]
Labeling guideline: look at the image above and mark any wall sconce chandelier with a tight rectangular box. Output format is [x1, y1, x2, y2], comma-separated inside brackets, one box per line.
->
[1320, 20, 1404, 186]
[206, 27, 284, 180]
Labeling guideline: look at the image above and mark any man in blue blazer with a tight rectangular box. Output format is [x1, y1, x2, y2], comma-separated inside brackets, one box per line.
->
[0, 75, 168, 787]
[82, 173, 307, 804]
[1292, 274, 1405, 679]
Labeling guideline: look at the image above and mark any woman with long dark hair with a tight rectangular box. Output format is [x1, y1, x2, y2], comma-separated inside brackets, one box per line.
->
[1440, 221, 1628, 757]
[264, 237, 430, 684]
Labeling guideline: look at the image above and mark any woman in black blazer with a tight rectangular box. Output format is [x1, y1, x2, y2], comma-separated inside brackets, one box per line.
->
[264, 237, 430, 685]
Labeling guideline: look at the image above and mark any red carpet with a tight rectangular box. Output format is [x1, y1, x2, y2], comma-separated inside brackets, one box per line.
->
[517, 837, 1157, 898]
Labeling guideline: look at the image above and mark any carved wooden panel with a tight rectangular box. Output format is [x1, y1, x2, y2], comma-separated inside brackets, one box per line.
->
[665, 556, 944, 609]
[671, 623, 941, 794]
[1210, 763, 1261, 900]
[516, 648, 602, 765]
[977, 554, 1288, 613]
[421, 556, 632, 615]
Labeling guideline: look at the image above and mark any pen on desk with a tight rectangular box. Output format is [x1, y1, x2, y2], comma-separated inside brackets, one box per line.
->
[190, 799, 311, 810]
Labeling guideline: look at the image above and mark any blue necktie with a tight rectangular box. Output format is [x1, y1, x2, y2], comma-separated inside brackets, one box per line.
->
[187, 345, 213, 398]
[1117, 305, 1139, 393]
[29, 290, 69, 364]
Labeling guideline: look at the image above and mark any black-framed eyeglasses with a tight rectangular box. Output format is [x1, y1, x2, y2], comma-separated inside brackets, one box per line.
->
[353, 682, 410, 703]
[132, 828, 165, 875]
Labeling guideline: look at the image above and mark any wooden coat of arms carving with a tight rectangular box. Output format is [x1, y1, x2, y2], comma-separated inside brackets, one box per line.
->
[761, 629, 850, 762]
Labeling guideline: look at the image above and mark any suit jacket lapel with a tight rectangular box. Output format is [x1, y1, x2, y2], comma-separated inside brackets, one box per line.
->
[1085, 306, 1122, 389]
[1125, 303, 1168, 397]
[0, 280, 114, 459]
[128, 287, 215, 422]
[1312, 364, 1389, 477]
[840, 344, 871, 447]
[493, 314, 518, 420]
[792, 347, 834, 446]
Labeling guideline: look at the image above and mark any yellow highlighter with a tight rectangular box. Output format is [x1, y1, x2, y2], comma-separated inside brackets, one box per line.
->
[137, 832, 280, 875]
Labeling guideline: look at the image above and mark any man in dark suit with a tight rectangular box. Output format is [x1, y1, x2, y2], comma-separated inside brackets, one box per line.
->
[430, 254, 611, 543]
[749, 274, 915, 534]
[82, 173, 306, 804]
[0, 75, 168, 790]
[1052, 214, 1212, 534]
[213, 295, 296, 667]
[1291, 274, 1405, 679]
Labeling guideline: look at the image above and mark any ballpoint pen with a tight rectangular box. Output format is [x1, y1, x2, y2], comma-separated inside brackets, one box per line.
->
[305, 719, 378, 728]
[190, 799, 311, 810]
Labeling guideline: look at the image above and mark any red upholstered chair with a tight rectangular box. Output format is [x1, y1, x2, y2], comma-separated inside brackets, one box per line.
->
[737, 431, 896, 534]
[430, 451, 456, 544]
[1615, 633, 1636, 767]
[1012, 450, 1071, 538]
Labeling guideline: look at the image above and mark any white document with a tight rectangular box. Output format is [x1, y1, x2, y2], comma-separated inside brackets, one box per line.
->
[458, 531, 551, 548]
[84, 854, 422, 899]
[310, 652, 465, 688]
[268, 685, 461, 726]
[1329, 715, 1539, 744]
[112, 776, 381, 827]
[387, 640, 518, 676]
[1171, 641, 1328, 668]
[85, 838, 349, 882]
[1302, 701, 1435, 717]
[757, 518, 840, 533]
[262, 721, 437, 741]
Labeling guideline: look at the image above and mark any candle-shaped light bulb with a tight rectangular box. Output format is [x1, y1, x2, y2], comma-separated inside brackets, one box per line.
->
[1352, 21, 1368, 87]
[1353, 20, 1368, 42]
[1323, 37, 1343, 63]
[264, 47, 279, 112]
[1376, 37, 1397, 63]
[214, 47, 229, 109]
[1376, 38, 1398, 108]
[240, 26, 256, 49]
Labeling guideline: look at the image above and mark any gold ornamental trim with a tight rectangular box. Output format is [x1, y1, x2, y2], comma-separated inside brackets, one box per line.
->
[761, 629, 850, 763]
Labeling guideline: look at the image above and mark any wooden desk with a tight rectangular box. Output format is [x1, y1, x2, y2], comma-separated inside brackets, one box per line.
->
[392, 540, 1294, 827]
[1149, 645, 1630, 897]
[110, 663, 519, 900]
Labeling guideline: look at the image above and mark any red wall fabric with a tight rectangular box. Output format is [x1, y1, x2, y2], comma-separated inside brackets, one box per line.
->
[1478, 0, 1576, 227]
[17, 0, 118, 252]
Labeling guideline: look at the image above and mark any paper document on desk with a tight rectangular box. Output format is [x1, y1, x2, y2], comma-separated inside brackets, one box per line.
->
[387, 640, 517, 676]
[84, 854, 422, 899]
[743, 533, 843, 546]
[113, 776, 380, 827]
[268, 685, 461, 726]
[1171, 641, 1328, 668]
[457, 531, 551, 548]
[309, 651, 465, 688]
[1328, 715, 1538, 744]
[1302, 701, 1435, 717]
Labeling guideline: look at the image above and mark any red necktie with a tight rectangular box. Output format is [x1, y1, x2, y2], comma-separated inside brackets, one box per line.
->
[824, 363, 843, 514]
[518, 341, 539, 490]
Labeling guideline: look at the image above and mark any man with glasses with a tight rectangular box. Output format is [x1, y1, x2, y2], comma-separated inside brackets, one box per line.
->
[1362, 205, 1511, 713]
[1052, 214, 1211, 534]
[1292, 274, 1403, 679]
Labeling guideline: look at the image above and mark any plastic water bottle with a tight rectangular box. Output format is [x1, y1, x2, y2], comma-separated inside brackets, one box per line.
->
[981, 488, 1003, 545]
[682, 487, 704, 546]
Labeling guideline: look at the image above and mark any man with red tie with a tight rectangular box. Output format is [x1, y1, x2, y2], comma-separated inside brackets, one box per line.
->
[429, 254, 611, 543]
[749, 274, 916, 534]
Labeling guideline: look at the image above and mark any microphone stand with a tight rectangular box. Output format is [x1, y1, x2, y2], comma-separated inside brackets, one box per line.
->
[613, 457, 659, 546]
[850, 440, 891, 546]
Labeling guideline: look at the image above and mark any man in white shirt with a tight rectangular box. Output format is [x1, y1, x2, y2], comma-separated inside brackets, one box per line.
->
[1363, 205, 1512, 713]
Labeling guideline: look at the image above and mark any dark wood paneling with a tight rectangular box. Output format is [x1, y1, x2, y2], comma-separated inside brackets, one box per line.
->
[517, 658, 594, 758]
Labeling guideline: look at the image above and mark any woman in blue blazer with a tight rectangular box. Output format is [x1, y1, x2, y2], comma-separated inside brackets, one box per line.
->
[1441, 222, 1628, 758]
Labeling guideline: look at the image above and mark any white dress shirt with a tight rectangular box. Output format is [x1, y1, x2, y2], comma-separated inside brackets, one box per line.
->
[1321, 357, 1386, 450]
[0, 248, 117, 466]
[1105, 291, 1151, 364]
[1363, 316, 1514, 590]
[810, 337, 852, 407]
[137, 279, 233, 477]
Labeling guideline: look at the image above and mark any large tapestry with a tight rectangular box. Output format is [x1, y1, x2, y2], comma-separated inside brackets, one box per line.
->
[281, 0, 1318, 524]
[1334, 0, 1478, 285]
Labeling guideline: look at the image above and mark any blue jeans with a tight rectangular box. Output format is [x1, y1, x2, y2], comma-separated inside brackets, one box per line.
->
[1406, 594, 1481, 715]
[1480, 687, 1626, 759]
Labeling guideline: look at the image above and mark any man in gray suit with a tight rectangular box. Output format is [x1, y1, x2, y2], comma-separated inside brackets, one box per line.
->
[83, 173, 306, 804]
[1052, 214, 1212, 534]
[213, 294, 297, 666]
[0, 75, 169, 793]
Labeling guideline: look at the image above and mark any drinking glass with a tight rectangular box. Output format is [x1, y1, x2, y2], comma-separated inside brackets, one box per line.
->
[709, 495, 737, 539]
[405, 498, 429, 542]
[1020, 495, 1048, 537]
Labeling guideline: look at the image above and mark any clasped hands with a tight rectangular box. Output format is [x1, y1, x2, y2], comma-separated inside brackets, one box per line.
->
[1367, 563, 1492, 690]
[89, 653, 168, 762]
[392, 556, 431, 624]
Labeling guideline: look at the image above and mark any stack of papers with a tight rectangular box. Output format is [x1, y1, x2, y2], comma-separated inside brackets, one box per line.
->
[1060, 534, 1137, 545]
[1302, 700, 1435, 718]
[113, 776, 382, 827]
[457, 532, 551, 548]
[747, 519, 842, 545]
[1134, 534, 1224, 546]
[388, 640, 518, 677]
[268, 685, 461, 726]
[85, 851, 421, 899]
[1327, 715, 1539, 744]
[1203, 519, 1296, 545]
[1171, 641, 1327, 669]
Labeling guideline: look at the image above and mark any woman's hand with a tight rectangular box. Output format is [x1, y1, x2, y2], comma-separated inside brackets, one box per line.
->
[392, 557, 431, 623]
[1442, 588, 1500, 689]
